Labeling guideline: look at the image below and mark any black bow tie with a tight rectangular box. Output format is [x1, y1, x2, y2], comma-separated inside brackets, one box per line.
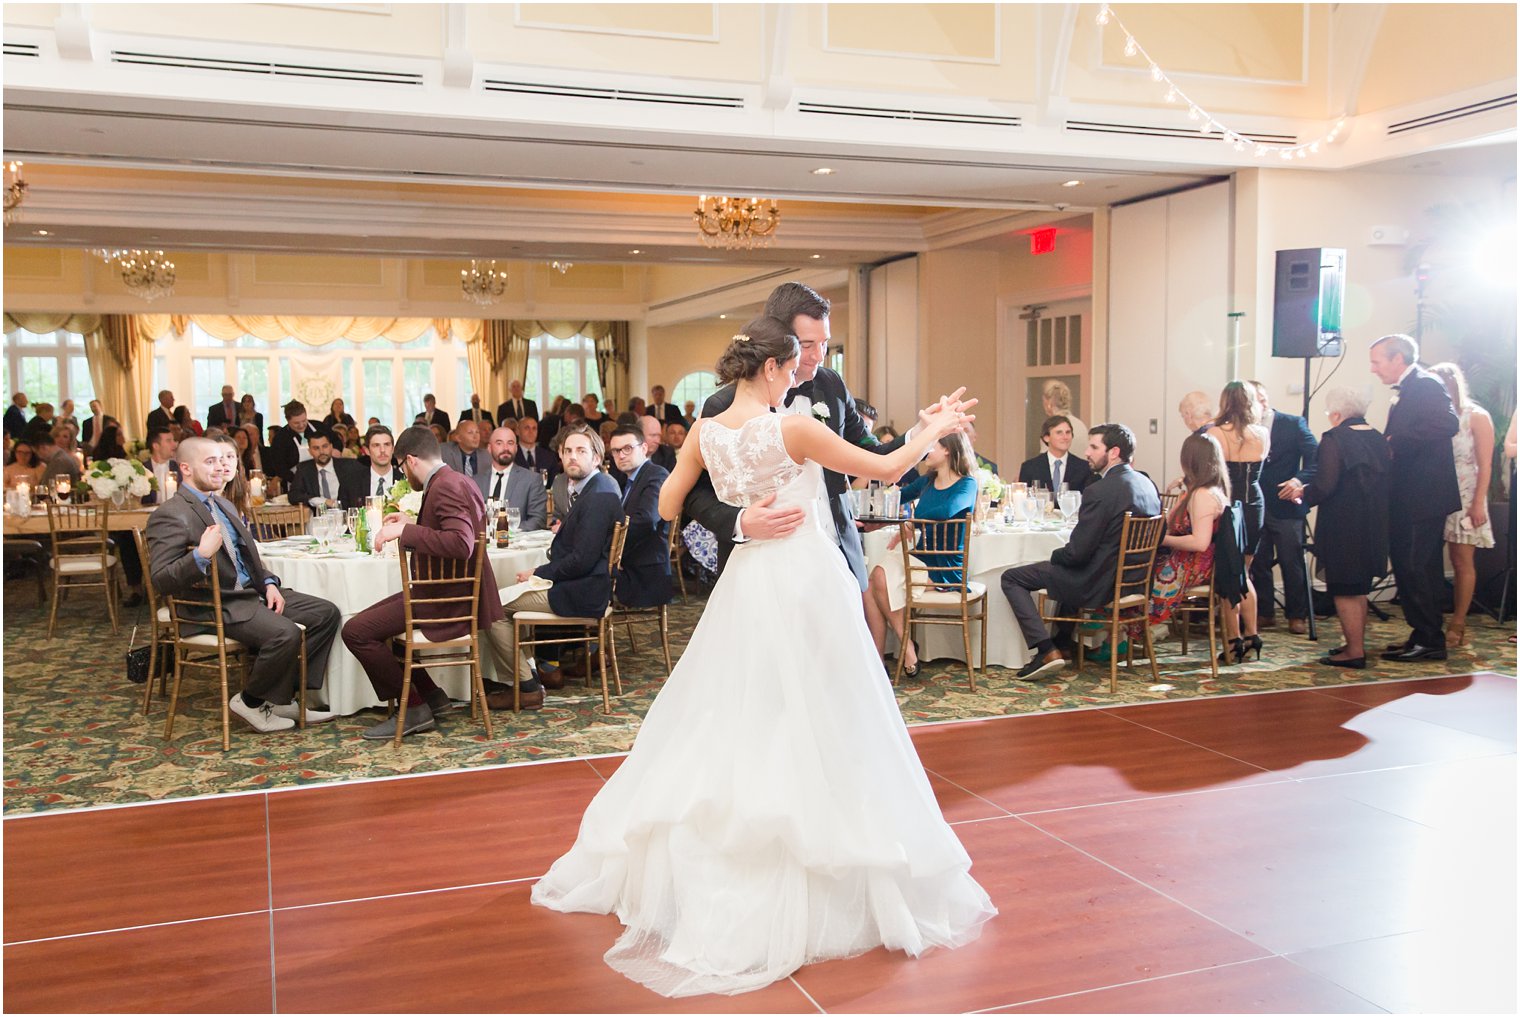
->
[783, 381, 815, 408]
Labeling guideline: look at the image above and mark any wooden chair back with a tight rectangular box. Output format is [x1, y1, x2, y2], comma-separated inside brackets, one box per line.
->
[252, 503, 308, 540]
[45, 500, 112, 564]
[1159, 490, 1181, 520]
[901, 516, 974, 602]
[666, 516, 686, 598]
[397, 533, 488, 644]
[1110, 513, 1168, 609]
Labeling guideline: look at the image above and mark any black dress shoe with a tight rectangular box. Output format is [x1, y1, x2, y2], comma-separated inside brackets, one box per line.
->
[1382, 644, 1448, 662]
[122, 591, 145, 608]
[1384, 638, 1415, 653]
[1319, 655, 1366, 669]
[1016, 650, 1067, 681]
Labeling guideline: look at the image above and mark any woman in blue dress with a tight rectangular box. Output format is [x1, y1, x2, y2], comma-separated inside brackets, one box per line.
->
[864, 433, 978, 676]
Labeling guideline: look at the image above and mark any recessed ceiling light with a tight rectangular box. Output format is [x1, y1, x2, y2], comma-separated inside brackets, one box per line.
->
[810, 254, 822, 259]
[629, 249, 642, 255]
[811, 167, 835, 176]
[33, 229, 49, 236]
[1062, 180, 1083, 188]
[719, 314, 727, 319]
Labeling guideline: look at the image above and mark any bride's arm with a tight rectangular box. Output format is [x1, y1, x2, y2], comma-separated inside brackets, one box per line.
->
[782, 410, 965, 484]
[658, 419, 707, 521]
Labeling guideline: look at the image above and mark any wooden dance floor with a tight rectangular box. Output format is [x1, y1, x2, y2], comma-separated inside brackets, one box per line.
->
[4, 674, 1514, 1013]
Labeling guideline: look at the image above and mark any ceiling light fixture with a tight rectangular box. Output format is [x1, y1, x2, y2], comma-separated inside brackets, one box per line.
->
[694, 194, 781, 250]
[33, 229, 49, 236]
[4, 161, 28, 226]
[90, 248, 177, 302]
[1095, 4, 1347, 160]
[1062, 180, 1082, 188]
[629, 249, 642, 255]
[460, 259, 507, 306]
[811, 167, 835, 176]
[810, 254, 822, 259]
[548, 260, 574, 274]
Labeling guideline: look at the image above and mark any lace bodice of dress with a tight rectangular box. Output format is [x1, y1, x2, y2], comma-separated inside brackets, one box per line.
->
[699, 413, 808, 508]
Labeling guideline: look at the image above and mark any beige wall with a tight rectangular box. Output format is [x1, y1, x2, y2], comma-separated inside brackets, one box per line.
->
[916, 249, 1000, 462]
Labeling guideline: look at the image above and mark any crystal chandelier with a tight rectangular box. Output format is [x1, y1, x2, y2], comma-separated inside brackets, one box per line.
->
[460, 259, 508, 306]
[4, 161, 28, 227]
[548, 260, 574, 274]
[693, 195, 780, 250]
[90, 248, 177, 301]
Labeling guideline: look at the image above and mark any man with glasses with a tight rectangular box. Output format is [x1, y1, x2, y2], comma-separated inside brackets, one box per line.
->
[608, 424, 674, 611]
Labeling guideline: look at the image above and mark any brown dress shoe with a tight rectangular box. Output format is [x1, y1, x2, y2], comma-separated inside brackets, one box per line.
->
[1288, 618, 1308, 635]
[1256, 616, 1278, 630]
[486, 686, 544, 711]
[536, 666, 568, 690]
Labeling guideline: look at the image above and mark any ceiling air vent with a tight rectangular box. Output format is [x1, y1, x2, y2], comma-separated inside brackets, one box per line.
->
[1387, 94, 1516, 136]
[110, 50, 422, 86]
[4, 43, 41, 58]
[482, 79, 743, 110]
[1067, 119, 1295, 145]
[798, 101, 1020, 128]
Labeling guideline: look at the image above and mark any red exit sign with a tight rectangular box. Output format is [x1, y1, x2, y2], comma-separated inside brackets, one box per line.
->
[1030, 227, 1058, 255]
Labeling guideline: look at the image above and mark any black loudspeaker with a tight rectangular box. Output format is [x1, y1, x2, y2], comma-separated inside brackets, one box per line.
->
[1273, 248, 1346, 357]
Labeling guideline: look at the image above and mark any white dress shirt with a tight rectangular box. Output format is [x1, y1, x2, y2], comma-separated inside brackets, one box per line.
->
[487, 463, 513, 503]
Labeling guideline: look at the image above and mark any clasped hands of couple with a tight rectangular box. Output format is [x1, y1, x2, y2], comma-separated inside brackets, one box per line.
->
[745, 387, 978, 542]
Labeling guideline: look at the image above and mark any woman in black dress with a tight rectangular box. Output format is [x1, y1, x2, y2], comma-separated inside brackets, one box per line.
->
[1279, 388, 1390, 668]
[1207, 381, 1270, 662]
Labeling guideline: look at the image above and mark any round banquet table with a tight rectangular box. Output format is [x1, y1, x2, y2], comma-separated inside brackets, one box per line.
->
[256, 537, 551, 715]
[861, 522, 1071, 669]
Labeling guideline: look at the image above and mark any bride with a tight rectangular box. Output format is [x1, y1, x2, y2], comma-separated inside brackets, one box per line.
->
[531, 315, 997, 997]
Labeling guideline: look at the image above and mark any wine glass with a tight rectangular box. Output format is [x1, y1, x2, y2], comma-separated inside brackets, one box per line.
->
[1020, 496, 1042, 527]
[1059, 490, 1081, 525]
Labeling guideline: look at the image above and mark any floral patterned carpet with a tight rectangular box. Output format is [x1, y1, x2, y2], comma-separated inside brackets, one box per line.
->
[3, 573, 1514, 815]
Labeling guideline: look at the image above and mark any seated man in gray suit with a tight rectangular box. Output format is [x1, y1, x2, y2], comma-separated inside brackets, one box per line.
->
[147, 437, 343, 732]
[1000, 423, 1161, 681]
[477, 423, 548, 531]
[440, 419, 486, 482]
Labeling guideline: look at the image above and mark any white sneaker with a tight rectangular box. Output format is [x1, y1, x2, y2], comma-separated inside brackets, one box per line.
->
[271, 702, 337, 724]
[229, 694, 296, 732]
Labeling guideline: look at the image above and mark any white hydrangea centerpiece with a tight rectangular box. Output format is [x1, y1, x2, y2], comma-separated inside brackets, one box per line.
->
[974, 468, 1003, 501]
[87, 457, 155, 500]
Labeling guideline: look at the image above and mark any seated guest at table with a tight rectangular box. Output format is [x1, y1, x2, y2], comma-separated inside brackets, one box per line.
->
[645, 385, 683, 427]
[442, 419, 486, 481]
[962, 421, 997, 475]
[855, 399, 879, 433]
[642, 415, 676, 471]
[865, 433, 977, 676]
[539, 397, 567, 450]
[514, 416, 559, 485]
[55, 399, 78, 431]
[4, 438, 45, 489]
[289, 431, 363, 511]
[426, 422, 449, 445]
[479, 424, 548, 530]
[598, 418, 618, 450]
[173, 404, 204, 438]
[581, 393, 606, 427]
[207, 385, 240, 431]
[1278, 388, 1391, 669]
[343, 426, 500, 739]
[615, 411, 640, 429]
[321, 398, 356, 434]
[607, 425, 672, 610]
[682, 400, 696, 426]
[234, 424, 263, 475]
[23, 402, 56, 446]
[266, 400, 330, 489]
[1178, 391, 1217, 436]
[213, 434, 257, 526]
[1018, 415, 1091, 493]
[628, 396, 647, 417]
[148, 436, 342, 731]
[237, 394, 265, 440]
[486, 425, 621, 706]
[267, 424, 281, 448]
[357, 425, 404, 500]
[1000, 423, 1160, 680]
[1091, 432, 1228, 662]
[139, 428, 181, 505]
[496, 379, 536, 428]
[663, 420, 687, 454]
[459, 393, 494, 429]
[40, 426, 82, 486]
[873, 424, 899, 444]
[91, 423, 130, 463]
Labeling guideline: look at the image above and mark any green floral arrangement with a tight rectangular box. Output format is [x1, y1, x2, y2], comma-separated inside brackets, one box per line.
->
[975, 467, 1004, 501]
[382, 477, 423, 517]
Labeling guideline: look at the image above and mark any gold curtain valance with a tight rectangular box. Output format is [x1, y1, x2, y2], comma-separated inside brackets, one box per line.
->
[132, 314, 465, 346]
[4, 312, 103, 335]
[506, 320, 615, 342]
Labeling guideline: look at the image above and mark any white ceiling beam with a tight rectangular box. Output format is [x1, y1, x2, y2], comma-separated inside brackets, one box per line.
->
[1330, 3, 1387, 118]
[52, 2, 95, 61]
[1036, 3, 1080, 127]
[441, 4, 473, 89]
[761, 3, 794, 112]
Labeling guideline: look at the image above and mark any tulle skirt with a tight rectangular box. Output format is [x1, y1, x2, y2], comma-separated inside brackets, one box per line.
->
[531, 527, 996, 997]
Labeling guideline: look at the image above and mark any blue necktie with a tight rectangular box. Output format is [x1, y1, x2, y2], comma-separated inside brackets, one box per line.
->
[1052, 458, 1064, 493]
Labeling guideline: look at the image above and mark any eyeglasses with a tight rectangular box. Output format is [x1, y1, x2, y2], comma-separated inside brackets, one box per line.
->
[609, 444, 639, 457]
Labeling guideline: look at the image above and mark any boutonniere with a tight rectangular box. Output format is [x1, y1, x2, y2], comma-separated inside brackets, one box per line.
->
[812, 402, 830, 421]
[1389, 393, 1400, 406]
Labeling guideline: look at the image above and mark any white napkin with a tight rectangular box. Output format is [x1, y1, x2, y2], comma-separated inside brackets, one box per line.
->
[498, 574, 552, 606]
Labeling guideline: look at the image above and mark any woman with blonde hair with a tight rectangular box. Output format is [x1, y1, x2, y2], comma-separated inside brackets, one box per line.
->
[1207, 381, 1270, 662]
[1428, 362, 1495, 646]
[1041, 379, 1086, 442]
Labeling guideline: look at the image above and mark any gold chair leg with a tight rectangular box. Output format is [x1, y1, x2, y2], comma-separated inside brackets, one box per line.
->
[297, 631, 308, 730]
[624, 620, 638, 654]
[598, 622, 612, 714]
[46, 576, 61, 640]
[219, 651, 233, 752]
[961, 607, 974, 688]
[164, 646, 186, 740]
[1207, 598, 1219, 679]
[978, 600, 987, 690]
[513, 621, 525, 712]
[606, 623, 623, 697]
[475, 637, 493, 739]
[659, 605, 672, 676]
[1143, 617, 1162, 685]
[1109, 618, 1120, 694]
[892, 616, 907, 685]
[393, 648, 413, 749]
[142, 634, 158, 716]
[104, 571, 120, 635]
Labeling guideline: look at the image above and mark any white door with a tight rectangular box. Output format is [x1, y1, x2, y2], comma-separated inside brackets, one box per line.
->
[996, 296, 1091, 471]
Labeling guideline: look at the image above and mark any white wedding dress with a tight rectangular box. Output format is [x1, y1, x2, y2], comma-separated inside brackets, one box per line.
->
[531, 413, 996, 997]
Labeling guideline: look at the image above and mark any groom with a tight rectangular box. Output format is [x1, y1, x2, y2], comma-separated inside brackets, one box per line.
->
[684, 282, 918, 591]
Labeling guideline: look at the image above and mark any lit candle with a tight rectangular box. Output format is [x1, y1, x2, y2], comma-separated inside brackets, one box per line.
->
[249, 475, 264, 499]
[17, 481, 30, 503]
[55, 475, 71, 499]
[74, 451, 85, 469]
[164, 473, 177, 500]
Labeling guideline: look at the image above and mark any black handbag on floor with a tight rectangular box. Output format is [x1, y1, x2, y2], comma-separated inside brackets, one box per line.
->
[125, 626, 165, 684]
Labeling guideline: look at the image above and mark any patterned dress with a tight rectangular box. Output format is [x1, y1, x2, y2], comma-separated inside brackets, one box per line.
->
[1444, 406, 1495, 548]
[1124, 489, 1221, 640]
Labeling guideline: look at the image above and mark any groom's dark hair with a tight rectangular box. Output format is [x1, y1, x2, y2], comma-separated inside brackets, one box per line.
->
[764, 282, 830, 328]
[394, 425, 441, 463]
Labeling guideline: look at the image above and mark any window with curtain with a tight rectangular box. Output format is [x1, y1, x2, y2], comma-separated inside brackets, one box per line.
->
[3, 327, 94, 408]
[528, 333, 599, 410]
[671, 371, 719, 414]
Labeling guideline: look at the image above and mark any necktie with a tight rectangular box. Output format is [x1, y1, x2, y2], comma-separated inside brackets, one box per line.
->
[1052, 458, 1064, 492]
[491, 470, 506, 502]
[375, 474, 386, 497]
[569, 487, 578, 509]
[464, 452, 476, 477]
[319, 467, 331, 501]
[783, 381, 815, 408]
[211, 496, 250, 589]
[523, 448, 534, 469]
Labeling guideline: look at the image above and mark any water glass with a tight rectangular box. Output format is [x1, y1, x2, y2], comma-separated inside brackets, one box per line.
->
[1020, 497, 1043, 527]
[507, 508, 521, 534]
[1059, 490, 1081, 524]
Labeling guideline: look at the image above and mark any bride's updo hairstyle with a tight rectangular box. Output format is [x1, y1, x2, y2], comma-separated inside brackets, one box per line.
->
[715, 315, 799, 384]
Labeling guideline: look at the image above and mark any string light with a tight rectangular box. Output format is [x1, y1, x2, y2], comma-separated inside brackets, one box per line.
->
[1095, 4, 1346, 160]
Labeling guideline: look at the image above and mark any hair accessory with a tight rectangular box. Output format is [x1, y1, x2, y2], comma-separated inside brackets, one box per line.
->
[733, 333, 751, 343]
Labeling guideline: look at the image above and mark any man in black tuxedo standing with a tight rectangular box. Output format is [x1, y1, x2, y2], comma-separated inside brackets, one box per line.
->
[146, 389, 175, 435]
[496, 379, 537, 427]
[1002, 423, 1161, 681]
[1017, 415, 1091, 492]
[683, 282, 940, 592]
[645, 385, 684, 428]
[418, 393, 450, 434]
[1252, 382, 1319, 635]
[206, 385, 240, 431]
[265, 400, 332, 490]
[459, 393, 494, 430]
[1370, 334, 1461, 661]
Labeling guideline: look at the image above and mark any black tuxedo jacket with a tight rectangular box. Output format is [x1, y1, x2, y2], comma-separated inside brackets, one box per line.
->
[266, 422, 334, 487]
[645, 403, 684, 428]
[139, 459, 183, 506]
[458, 406, 495, 429]
[206, 402, 241, 431]
[615, 462, 673, 608]
[1260, 411, 1319, 521]
[650, 444, 677, 472]
[538, 412, 562, 449]
[1017, 452, 1091, 493]
[515, 443, 560, 485]
[496, 397, 538, 425]
[1385, 365, 1461, 521]
[350, 463, 404, 502]
[535, 470, 621, 618]
[1046, 463, 1161, 609]
[418, 408, 452, 433]
[288, 458, 366, 511]
[146, 406, 173, 435]
[683, 367, 906, 587]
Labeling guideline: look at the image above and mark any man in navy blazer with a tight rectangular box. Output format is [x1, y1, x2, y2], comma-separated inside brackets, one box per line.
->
[1370, 335, 1461, 661]
[607, 425, 673, 609]
[488, 425, 621, 708]
[1251, 383, 1319, 634]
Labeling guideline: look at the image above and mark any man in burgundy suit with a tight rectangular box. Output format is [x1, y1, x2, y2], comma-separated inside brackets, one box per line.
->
[342, 425, 502, 741]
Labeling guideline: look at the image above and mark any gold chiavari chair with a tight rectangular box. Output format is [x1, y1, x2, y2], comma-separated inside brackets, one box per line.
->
[1159, 490, 1182, 519]
[135, 528, 177, 716]
[1173, 561, 1223, 681]
[609, 522, 674, 683]
[390, 534, 491, 748]
[667, 520, 687, 600]
[251, 503, 309, 541]
[45, 501, 121, 639]
[894, 517, 987, 689]
[162, 556, 309, 751]
[512, 521, 626, 714]
[1039, 513, 1167, 694]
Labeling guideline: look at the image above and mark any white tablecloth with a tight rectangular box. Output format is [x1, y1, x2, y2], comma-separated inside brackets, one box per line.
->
[862, 524, 1071, 669]
[257, 538, 551, 714]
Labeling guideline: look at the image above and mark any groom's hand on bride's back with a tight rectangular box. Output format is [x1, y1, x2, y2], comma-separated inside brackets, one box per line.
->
[740, 492, 804, 540]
